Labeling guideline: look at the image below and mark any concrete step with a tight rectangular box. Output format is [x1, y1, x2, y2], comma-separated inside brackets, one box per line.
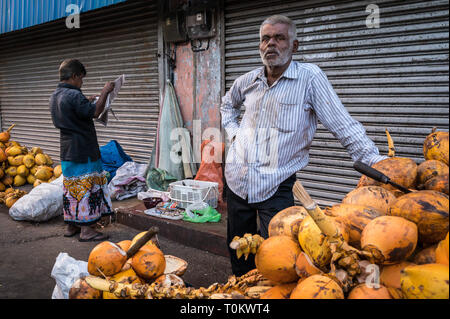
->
[112, 198, 229, 257]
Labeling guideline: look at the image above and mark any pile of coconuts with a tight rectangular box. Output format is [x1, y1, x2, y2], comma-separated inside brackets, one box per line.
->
[244, 128, 448, 299]
[0, 124, 62, 208]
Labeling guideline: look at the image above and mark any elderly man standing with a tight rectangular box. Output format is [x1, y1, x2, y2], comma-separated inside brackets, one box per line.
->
[220, 15, 387, 276]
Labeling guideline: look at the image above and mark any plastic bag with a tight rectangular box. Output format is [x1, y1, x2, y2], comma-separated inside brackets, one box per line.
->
[157, 80, 197, 181]
[108, 161, 148, 200]
[9, 176, 63, 222]
[100, 140, 132, 181]
[194, 140, 224, 202]
[50, 252, 89, 299]
[184, 201, 209, 219]
[182, 204, 221, 223]
[146, 168, 178, 192]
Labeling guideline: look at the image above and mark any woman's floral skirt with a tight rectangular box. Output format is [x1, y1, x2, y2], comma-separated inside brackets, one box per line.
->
[61, 159, 113, 226]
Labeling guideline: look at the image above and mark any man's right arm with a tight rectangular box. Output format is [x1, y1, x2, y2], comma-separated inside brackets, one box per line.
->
[72, 82, 115, 120]
[93, 82, 115, 118]
[220, 79, 244, 143]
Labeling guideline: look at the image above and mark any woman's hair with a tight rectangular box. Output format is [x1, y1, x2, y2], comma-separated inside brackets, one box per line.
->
[59, 59, 86, 81]
[260, 15, 297, 42]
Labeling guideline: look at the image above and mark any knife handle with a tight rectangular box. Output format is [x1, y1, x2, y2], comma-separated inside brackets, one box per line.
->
[353, 161, 389, 184]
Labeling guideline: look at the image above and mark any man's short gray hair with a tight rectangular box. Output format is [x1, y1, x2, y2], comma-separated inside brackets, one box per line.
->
[260, 15, 297, 42]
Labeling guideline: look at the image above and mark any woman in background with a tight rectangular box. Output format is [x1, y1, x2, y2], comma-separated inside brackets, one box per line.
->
[50, 59, 114, 241]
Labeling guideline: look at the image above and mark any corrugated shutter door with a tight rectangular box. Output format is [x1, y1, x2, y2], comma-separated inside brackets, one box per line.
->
[0, 0, 159, 164]
[224, 0, 449, 206]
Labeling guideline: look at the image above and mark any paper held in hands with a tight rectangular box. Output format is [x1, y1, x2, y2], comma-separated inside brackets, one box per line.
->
[95, 74, 125, 126]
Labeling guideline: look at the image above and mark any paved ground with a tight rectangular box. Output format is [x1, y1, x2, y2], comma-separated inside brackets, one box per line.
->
[0, 203, 232, 299]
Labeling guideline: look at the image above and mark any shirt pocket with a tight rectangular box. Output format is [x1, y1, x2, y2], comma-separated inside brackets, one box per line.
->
[276, 101, 304, 133]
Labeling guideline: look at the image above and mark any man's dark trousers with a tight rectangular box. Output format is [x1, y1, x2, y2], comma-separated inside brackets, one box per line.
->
[226, 174, 296, 277]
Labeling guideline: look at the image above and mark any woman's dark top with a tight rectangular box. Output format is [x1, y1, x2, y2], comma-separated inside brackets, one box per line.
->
[49, 83, 101, 163]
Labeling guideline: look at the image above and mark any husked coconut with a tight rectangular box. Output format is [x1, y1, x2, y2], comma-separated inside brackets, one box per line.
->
[413, 245, 437, 265]
[31, 147, 43, 155]
[6, 145, 22, 157]
[117, 240, 132, 253]
[1, 174, 13, 186]
[424, 174, 449, 195]
[417, 160, 449, 186]
[33, 179, 45, 187]
[358, 129, 418, 197]
[44, 154, 53, 165]
[5, 166, 17, 177]
[347, 284, 392, 299]
[423, 130, 449, 165]
[69, 277, 102, 299]
[380, 261, 416, 289]
[35, 166, 53, 181]
[53, 164, 62, 178]
[29, 165, 38, 176]
[342, 186, 397, 215]
[23, 154, 35, 168]
[255, 235, 301, 284]
[435, 232, 449, 265]
[13, 175, 26, 187]
[0, 124, 15, 143]
[26, 174, 36, 185]
[389, 190, 449, 244]
[294, 251, 322, 279]
[131, 245, 166, 281]
[401, 263, 449, 299]
[16, 165, 29, 178]
[325, 203, 382, 247]
[290, 275, 344, 299]
[10, 156, 25, 167]
[0, 149, 7, 162]
[268, 206, 307, 240]
[260, 282, 297, 299]
[87, 241, 128, 276]
[34, 153, 47, 166]
[361, 216, 418, 265]
[131, 231, 160, 248]
[357, 157, 418, 197]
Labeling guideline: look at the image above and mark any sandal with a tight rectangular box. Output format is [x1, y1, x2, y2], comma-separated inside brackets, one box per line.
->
[64, 227, 81, 237]
[79, 232, 109, 242]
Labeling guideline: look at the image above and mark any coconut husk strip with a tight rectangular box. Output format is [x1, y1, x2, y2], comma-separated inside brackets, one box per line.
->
[6, 124, 15, 133]
[85, 270, 265, 299]
[385, 128, 395, 157]
[293, 181, 345, 244]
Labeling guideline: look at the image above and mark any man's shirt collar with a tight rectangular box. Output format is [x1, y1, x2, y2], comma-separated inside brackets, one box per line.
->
[253, 60, 298, 84]
[58, 82, 81, 92]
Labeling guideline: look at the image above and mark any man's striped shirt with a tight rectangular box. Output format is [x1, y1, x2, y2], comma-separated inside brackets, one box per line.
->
[220, 61, 387, 203]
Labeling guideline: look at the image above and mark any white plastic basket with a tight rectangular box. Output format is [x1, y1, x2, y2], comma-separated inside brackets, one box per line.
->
[168, 180, 219, 209]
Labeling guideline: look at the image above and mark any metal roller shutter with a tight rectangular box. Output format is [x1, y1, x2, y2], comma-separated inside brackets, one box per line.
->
[224, 0, 449, 206]
[0, 0, 159, 164]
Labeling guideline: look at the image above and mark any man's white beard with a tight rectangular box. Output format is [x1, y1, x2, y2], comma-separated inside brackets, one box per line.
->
[260, 45, 292, 67]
